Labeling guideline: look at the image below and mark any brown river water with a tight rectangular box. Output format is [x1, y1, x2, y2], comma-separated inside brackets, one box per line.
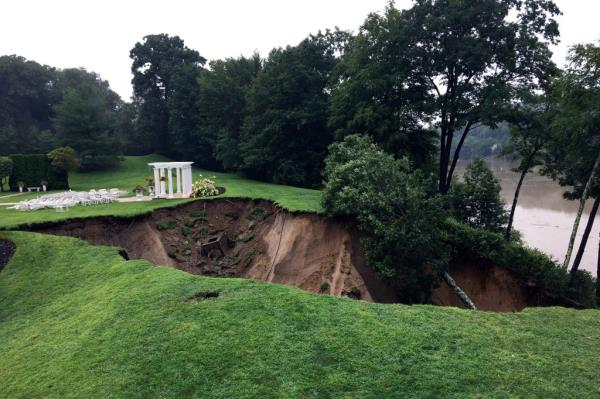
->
[459, 159, 598, 277]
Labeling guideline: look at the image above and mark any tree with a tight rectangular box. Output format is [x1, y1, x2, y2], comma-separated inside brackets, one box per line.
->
[322, 134, 450, 303]
[0, 157, 13, 192]
[53, 81, 122, 170]
[331, 0, 560, 192]
[197, 54, 262, 171]
[0, 55, 57, 155]
[130, 34, 205, 155]
[48, 147, 81, 173]
[450, 159, 507, 232]
[544, 43, 600, 271]
[240, 31, 347, 187]
[504, 93, 552, 240]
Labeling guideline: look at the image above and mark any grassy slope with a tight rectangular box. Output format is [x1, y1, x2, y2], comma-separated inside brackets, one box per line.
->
[0, 155, 321, 229]
[1, 231, 599, 399]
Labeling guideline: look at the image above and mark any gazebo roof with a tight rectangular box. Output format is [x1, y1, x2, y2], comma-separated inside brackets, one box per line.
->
[148, 162, 194, 168]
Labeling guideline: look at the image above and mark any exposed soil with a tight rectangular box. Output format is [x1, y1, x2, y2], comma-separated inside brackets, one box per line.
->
[30, 199, 397, 303]
[431, 253, 581, 311]
[26, 199, 580, 311]
[0, 239, 16, 272]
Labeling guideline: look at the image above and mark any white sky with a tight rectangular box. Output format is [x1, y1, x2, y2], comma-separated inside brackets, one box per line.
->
[1, 0, 599, 100]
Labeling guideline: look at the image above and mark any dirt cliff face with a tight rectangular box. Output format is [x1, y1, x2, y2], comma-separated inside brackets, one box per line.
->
[27, 199, 577, 311]
[30, 199, 397, 303]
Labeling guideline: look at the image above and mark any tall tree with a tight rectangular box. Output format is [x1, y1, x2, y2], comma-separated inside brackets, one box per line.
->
[240, 31, 347, 187]
[332, 0, 560, 192]
[53, 81, 122, 170]
[130, 34, 205, 155]
[0, 55, 57, 155]
[197, 54, 262, 171]
[544, 43, 600, 271]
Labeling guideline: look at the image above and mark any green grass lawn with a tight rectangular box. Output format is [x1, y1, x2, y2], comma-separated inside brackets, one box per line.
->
[1, 231, 599, 398]
[0, 155, 322, 229]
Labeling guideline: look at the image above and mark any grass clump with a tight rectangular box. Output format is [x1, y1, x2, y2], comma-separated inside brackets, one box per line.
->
[181, 225, 191, 237]
[241, 232, 254, 243]
[156, 220, 177, 231]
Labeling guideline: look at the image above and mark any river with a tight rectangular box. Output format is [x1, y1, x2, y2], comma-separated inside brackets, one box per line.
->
[459, 159, 598, 277]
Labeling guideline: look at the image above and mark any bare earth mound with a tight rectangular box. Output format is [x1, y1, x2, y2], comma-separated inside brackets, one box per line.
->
[28, 199, 577, 311]
[0, 239, 16, 272]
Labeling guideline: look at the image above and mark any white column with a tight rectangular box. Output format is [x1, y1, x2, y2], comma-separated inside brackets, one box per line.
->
[176, 167, 182, 195]
[186, 167, 193, 196]
[153, 168, 160, 198]
[160, 168, 166, 197]
[167, 168, 174, 198]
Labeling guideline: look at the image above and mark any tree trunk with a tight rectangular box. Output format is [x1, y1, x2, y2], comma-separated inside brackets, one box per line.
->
[442, 271, 477, 310]
[571, 196, 600, 273]
[563, 150, 600, 269]
[506, 168, 528, 241]
[505, 150, 538, 241]
[596, 232, 600, 303]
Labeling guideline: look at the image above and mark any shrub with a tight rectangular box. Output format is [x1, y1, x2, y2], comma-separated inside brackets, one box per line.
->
[47, 147, 81, 174]
[181, 225, 191, 237]
[191, 177, 219, 198]
[0, 157, 12, 192]
[156, 221, 177, 231]
[8, 154, 69, 191]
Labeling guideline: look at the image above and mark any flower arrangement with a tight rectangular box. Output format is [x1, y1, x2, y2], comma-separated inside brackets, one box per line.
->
[191, 177, 219, 198]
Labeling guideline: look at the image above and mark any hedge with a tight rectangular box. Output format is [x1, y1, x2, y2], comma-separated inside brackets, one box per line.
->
[8, 154, 69, 191]
[444, 218, 597, 307]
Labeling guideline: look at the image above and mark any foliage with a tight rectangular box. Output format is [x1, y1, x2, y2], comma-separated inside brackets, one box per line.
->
[239, 31, 348, 187]
[47, 146, 81, 174]
[8, 154, 68, 191]
[197, 55, 262, 171]
[322, 135, 448, 303]
[0, 157, 13, 191]
[450, 159, 508, 232]
[445, 218, 596, 306]
[1, 231, 599, 398]
[191, 177, 219, 198]
[130, 34, 205, 156]
[0, 55, 56, 156]
[53, 79, 123, 171]
[544, 43, 600, 200]
[156, 220, 177, 231]
[332, 1, 560, 192]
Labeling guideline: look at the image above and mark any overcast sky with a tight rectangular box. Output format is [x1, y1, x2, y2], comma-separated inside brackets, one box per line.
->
[2, 0, 599, 100]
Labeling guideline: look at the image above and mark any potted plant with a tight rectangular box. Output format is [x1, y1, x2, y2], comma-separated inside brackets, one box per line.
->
[134, 184, 145, 199]
[17, 181, 25, 193]
[41, 180, 48, 192]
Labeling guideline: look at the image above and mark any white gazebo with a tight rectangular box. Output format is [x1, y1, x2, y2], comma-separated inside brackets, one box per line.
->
[148, 162, 194, 199]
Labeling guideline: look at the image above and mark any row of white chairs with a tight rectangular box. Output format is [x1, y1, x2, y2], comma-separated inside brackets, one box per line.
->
[9, 189, 127, 212]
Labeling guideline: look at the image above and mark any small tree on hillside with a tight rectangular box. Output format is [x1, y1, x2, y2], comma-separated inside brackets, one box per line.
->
[322, 134, 450, 304]
[48, 147, 81, 186]
[0, 157, 13, 192]
[451, 159, 507, 232]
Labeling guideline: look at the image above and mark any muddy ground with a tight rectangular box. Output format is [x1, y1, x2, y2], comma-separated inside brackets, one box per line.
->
[0, 239, 15, 272]
[28, 199, 577, 311]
